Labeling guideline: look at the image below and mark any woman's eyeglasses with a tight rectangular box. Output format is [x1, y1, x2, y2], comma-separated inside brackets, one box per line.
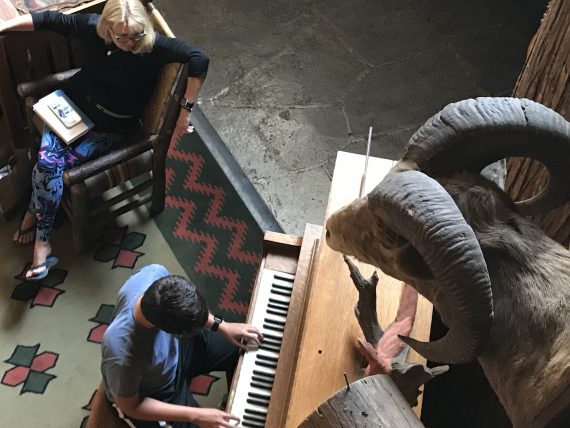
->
[113, 31, 146, 42]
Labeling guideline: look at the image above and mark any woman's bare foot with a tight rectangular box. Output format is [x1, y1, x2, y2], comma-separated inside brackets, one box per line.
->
[13, 211, 37, 245]
[26, 240, 53, 278]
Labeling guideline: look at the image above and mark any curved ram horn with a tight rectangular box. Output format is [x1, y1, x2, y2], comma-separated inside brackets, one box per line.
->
[403, 97, 570, 215]
[326, 169, 494, 364]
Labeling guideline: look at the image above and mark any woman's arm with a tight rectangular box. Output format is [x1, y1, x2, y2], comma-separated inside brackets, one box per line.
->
[0, 11, 93, 36]
[175, 76, 205, 128]
[0, 14, 34, 33]
[155, 35, 210, 138]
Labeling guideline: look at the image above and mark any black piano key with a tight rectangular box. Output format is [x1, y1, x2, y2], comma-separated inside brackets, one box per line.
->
[245, 408, 268, 417]
[274, 274, 294, 283]
[270, 288, 292, 297]
[251, 378, 274, 388]
[263, 332, 283, 342]
[267, 308, 288, 317]
[249, 391, 271, 401]
[267, 301, 289, 310]
[242, 420, 265, 428]
[256, 359, 278, 369]
[263, 320, 285, 329]
[251, 381, 273, 391]
[264, 318, 286, 326]
[272, 283, 293, 292]
[247, 397, 269, 407]
[243, 413, 267, 424]
[253, 369, 275, 380]
[268, 298, 290, 309]
[252, 375, 274, 386]
[258, 354, 279, 363]
[260, 340, 281, 349]
[260, 343, 281, 353]
[263, 323, 285, 333]
[261, 342, 281, 351]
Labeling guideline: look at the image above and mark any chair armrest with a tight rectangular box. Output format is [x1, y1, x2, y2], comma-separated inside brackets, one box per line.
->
[63, 134, 158, 186]
[17, 68, 81, 99]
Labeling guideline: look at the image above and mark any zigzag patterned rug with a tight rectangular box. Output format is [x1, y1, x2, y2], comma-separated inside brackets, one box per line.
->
[154, 131, 264, 323]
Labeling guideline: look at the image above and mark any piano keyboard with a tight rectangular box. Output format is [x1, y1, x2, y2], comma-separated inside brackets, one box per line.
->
[229, 268, 296, 427]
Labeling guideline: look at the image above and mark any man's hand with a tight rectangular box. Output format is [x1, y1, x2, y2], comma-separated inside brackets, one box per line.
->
[218, 322, 263, 351]
[192, 408, 240, 428]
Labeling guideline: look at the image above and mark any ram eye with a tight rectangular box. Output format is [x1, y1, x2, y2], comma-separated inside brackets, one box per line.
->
[379, 226, 407, 250]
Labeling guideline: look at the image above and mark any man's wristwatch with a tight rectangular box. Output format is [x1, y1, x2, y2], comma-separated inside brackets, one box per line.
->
[180, 98, 194, 111]
[211, 315, 223, 332]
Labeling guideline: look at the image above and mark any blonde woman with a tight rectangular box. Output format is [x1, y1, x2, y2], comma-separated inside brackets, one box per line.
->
[0, 0, 207, 282]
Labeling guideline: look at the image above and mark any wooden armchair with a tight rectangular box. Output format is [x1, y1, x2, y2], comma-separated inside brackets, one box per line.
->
[15, 3, 187, 252]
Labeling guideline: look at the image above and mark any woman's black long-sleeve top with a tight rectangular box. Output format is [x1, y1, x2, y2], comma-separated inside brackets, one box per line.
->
[31, 11, 209, 133]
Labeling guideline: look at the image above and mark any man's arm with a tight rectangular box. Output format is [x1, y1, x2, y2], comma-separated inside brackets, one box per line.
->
[114, 394, 239, 428]
[0, 14, 34, 33]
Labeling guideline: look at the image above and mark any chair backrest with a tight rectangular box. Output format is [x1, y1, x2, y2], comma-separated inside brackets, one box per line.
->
[0, 3, 102, 150]
[140, 5, 188, 139]
[0, 30, 80, 149]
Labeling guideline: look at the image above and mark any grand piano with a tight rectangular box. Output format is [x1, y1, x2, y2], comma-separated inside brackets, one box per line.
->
[227, 151, 433, 427]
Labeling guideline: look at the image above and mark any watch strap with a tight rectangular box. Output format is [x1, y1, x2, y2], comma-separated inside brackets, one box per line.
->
[211, 315, 223, 331]
[180, 98, 194, 111]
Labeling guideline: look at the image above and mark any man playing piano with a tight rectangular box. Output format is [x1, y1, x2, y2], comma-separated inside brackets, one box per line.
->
[101, 264, 263, 428]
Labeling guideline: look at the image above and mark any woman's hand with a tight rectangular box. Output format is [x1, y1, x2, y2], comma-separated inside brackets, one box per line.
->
[172, 109, 193, 143]
[192, 408, 240, 428]
[219, 322, 264, 351]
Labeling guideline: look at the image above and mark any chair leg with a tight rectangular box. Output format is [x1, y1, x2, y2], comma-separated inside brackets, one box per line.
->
[68, 182, 90, 253]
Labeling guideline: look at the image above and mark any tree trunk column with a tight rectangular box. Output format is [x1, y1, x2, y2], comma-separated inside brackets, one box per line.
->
[505, 0, 570, 247]
[299, 375, 424, 428]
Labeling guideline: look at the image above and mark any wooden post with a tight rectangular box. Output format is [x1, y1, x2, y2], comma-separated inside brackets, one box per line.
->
[505, 0, 570, 246]
[299, 375, 424, 428]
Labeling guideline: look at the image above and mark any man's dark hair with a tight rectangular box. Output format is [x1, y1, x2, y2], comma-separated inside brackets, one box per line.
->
[140, 275, 208, 337]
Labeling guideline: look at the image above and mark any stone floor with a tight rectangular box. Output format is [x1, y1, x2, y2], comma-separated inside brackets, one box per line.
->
[158, 0, 547, 235]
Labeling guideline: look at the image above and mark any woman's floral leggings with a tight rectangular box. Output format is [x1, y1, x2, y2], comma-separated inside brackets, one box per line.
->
[28, 127, 123, 242]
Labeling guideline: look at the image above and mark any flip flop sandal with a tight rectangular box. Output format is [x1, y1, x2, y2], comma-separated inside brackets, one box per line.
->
[12, 223, 37, 246]
[25, 256, 59, 282]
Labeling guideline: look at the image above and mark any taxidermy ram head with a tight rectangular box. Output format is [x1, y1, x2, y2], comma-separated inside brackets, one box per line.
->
[325, 97, 570, 428]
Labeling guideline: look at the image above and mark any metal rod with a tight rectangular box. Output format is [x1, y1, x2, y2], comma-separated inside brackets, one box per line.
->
[344, 372, 351, 391]
[359, 126, 373, 197]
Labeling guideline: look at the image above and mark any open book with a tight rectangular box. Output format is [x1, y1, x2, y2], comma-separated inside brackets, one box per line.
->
[33, 90, 94, 145]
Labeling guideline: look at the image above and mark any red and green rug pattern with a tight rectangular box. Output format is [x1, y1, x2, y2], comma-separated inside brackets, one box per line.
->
[154, 131, 264, 323]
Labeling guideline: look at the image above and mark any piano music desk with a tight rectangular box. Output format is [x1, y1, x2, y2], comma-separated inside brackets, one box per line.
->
[285, 151, 433, 426]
